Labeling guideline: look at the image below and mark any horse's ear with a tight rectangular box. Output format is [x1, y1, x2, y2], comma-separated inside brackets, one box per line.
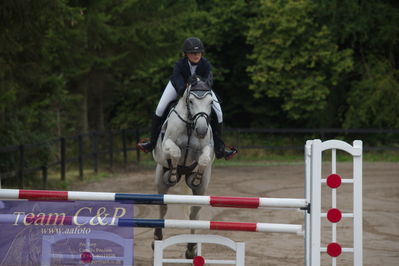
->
[192, 77, 211, 91]
[199, 80, 211, 91]
[205, 72, 213, 89]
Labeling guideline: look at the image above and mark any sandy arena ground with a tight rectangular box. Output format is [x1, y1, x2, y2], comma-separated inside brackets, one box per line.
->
[77, 162, 399, 266]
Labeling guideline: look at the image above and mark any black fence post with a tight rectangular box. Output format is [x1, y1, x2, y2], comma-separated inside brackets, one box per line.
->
[135, 128, 140, 163]
[108, 131, 114, 170]
[122, 129, 128, 166]
[236, 128, 241, 159]
[17, 145, 25, 189]
[92, 131, 98, 174]
[78, 134, 84, 180]
[60, 137, 66, 181]
[42, 166, 48, 189]
[320, 128, 325, 140]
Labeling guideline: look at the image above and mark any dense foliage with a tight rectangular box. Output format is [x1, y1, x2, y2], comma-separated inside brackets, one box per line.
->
[1, 0, 398, 147]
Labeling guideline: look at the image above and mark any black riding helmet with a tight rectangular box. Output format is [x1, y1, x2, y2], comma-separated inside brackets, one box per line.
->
[183, 37, 204, 53]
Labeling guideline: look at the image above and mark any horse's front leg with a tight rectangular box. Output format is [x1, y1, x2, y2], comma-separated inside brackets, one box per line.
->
[162, 138, 181, 184]
[185, 176, 210, 259]
[187, 144, 213, 188]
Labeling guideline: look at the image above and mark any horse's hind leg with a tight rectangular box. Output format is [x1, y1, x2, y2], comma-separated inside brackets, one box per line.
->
[154, 205, 167, 241]
[154, 164, 170, 245]
[185, 204, 201, 259]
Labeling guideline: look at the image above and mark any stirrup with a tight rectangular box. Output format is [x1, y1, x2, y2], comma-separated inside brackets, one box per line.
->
[136, 138, 152, 153]
[224, 146, 238, 160]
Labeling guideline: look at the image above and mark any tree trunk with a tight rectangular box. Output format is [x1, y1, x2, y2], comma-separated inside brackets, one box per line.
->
[81, 78, 89, 133]
[56, 108, 61, 137]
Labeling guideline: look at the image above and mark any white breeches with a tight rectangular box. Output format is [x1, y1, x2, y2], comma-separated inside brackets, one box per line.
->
[155, 81, 223, 123]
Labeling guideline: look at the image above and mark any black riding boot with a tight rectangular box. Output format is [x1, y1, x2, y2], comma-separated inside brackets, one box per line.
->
[211, 121, 238, 160]
[137, 115, 164, 153]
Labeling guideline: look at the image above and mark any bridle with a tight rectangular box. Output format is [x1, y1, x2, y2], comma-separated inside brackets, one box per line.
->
[186, 85, 212, 127]
[172, 84, 212, 130]
[171, 83, 212, 167]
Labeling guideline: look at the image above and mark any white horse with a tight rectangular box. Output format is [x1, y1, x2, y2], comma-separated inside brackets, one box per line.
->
[152, 79, 215, 258]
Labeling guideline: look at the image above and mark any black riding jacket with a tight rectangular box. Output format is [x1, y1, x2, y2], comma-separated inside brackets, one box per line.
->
[170, 57, 213, 96]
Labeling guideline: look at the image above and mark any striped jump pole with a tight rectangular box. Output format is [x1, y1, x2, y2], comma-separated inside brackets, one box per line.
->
[0, 214, 303, 235]
[0, 189, 308, 209]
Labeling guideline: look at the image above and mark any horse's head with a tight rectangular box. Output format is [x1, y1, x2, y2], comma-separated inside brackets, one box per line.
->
[185, 80, 213, 139]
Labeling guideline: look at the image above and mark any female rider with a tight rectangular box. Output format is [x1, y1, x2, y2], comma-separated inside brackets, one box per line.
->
[137, 37, 237, 160]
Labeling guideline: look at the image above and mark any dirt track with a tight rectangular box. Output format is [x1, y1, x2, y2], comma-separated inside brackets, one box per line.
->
[77, 162, 399, 266]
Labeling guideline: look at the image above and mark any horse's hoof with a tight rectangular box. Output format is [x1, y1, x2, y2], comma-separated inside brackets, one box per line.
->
[192, 177, 201, 186]
[186, 172, 202, 189]
[154, 228, 163, 240]
[185, 243, 197, 259]
[162, 170, 178, 186]
[169, 175, 177, 183]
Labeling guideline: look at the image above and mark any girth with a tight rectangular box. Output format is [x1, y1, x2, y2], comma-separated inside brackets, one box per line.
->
[163, 160, 198, 177]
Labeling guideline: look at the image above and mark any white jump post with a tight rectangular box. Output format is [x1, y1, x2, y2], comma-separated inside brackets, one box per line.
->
[306, 139, 363, 266]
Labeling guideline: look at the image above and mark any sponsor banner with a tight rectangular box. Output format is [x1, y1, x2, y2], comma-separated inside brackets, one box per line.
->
[0, 200, 134, 265]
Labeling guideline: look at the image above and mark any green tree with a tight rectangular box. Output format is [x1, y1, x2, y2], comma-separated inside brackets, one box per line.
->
[2, 0, 397, 155]
[195, 0, 260, 127]
[315, 0, 399, 128]
[246, 0, 353, 127]
[0, 0, 79, 145]
[345, 57, 399, 128]
[0, 0, 80, 174]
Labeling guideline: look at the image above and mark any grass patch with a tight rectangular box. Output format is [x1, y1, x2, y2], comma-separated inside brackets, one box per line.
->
[363, 150, 399, 162]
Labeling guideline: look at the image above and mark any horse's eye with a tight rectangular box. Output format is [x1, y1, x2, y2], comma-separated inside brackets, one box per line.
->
[189, 100, 193, 104]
